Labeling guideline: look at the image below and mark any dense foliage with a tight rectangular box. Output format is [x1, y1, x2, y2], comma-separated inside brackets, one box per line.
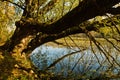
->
[0, 0, 120, 79]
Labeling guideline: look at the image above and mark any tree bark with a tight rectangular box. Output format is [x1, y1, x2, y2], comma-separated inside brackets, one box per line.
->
[0, 0, 120, 54]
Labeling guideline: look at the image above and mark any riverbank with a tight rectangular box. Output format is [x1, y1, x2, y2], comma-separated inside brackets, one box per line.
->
[45, 37, 117, 48]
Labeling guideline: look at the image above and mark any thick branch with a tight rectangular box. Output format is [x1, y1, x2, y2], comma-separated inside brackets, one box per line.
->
[23, 15, 120, 53]
[107, 7, 120, 15]
[16, 0, 120, 34]
[1, 0, 120, 53]
[33, 0, 120, 34]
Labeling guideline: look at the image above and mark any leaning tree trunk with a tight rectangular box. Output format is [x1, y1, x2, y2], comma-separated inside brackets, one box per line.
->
[0, 0, 120, 79]
[1, 0, 119, 54]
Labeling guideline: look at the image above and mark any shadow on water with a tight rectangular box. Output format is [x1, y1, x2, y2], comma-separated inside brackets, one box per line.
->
[30, 44, 120, 79]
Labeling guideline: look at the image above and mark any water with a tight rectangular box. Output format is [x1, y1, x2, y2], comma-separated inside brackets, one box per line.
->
[30, 44, 120, 78]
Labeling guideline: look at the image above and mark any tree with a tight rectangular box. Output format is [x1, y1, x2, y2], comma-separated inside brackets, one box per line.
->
[0, 0, 120, 79]
[0, 0, 119, 53]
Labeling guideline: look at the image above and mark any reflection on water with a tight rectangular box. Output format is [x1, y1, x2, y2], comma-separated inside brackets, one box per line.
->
[30, 44, 120, 78]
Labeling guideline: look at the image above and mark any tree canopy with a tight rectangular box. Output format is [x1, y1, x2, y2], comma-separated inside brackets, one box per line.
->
[0, 0, 120, 79]
[0, 0, 120, 54]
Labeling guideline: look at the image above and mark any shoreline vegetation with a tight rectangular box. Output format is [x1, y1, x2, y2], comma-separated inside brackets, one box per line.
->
[45, 37, 117, 47]
[0, 37, 120, 80]
[31, 37, 120, 80]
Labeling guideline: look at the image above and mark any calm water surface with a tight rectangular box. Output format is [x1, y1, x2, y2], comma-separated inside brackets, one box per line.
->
[30, 44, 120, 77]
